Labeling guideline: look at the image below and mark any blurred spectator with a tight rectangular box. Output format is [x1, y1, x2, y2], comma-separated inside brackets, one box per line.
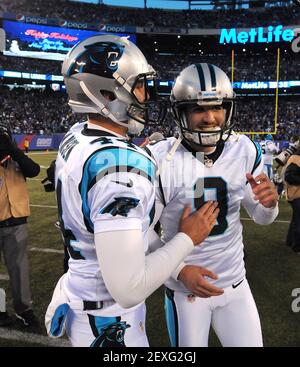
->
[0, 123, 40, 326]
[284, 146, 300, 253]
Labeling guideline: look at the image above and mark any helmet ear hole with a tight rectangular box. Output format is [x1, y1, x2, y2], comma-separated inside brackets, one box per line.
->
[100, 90, 116, 101]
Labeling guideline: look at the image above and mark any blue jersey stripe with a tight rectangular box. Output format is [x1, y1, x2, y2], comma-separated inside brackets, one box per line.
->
[165, 288, 179, 347]
[79, 147, 156, 232]
[251, 141, 262, 174]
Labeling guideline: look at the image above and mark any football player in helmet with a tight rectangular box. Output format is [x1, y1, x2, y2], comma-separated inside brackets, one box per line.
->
[45, 36, 219, 347]
[259, 134, 279, 180]
[147, 63, 279, 347]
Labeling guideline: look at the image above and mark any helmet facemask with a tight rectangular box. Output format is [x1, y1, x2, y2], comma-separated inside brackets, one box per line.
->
[172, 99, 236, 148]
[126, 72, 167, 129]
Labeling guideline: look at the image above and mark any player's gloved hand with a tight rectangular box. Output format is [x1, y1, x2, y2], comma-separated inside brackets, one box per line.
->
[179, 201, 219, 246]
[246, 172, 279, 208]
[178, 265, 224, 298]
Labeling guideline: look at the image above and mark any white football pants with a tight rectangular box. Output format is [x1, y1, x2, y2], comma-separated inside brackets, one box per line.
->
[65, 302, 149, 347]
[165, 278, 263, 347]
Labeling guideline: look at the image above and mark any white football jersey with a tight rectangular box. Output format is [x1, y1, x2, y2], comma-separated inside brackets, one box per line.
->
[259, 140, 278, 165]
[148, 134, 263, 291]
[55, 122, 156, 305]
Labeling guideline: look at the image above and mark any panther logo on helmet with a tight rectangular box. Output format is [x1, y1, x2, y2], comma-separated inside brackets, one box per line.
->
[62, 34, 166, 133]
[68, 41, 125, 78]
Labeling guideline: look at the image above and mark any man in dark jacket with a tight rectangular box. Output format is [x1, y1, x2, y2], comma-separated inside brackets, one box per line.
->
[0, 124, 40, 326]
[284, 147, 300, 253]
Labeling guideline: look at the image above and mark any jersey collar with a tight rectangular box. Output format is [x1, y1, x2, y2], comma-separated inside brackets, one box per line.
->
[181, 139, 225, 165]
[81, 123, 126, 139]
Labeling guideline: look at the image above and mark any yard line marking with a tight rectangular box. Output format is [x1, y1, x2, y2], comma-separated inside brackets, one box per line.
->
[0, 327, 71, 347]
[29, 247, 64, 254]
[28, 152, 58, 155]
[0, 274, 9, 281]
[240, 217, 290, 224]
[30, 204, 57, 209]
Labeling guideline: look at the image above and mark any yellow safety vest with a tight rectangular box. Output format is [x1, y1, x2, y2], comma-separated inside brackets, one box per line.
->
[0, 160, 30, 221]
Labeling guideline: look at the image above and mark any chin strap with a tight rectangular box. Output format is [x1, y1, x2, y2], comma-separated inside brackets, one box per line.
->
[157, 136, 183, 177]
[80, 81, 129, 128]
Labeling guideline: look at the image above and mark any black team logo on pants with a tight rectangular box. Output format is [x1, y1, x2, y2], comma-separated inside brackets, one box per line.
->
[91, 321, 131, 347]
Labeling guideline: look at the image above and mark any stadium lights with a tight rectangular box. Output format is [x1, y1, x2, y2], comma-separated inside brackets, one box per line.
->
[177, 35, 181, 39]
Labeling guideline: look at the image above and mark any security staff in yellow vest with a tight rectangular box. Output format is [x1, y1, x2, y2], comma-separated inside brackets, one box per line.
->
[23, 138, 30, 153]
[0, 124, 40, 327]
[284, 147, 300, 253]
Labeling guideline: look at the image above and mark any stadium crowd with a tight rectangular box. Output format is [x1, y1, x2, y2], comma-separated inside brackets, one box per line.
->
[0, 1, 299, 140]
[0, 87, 82, 135]
[0, 55, 62, 75]
[1, 51, 299, 82]
[235, 98, 300, 140]
[0, 86, 298, 140]
[0, 0, 299, 29]
[147, 52, 299, 81]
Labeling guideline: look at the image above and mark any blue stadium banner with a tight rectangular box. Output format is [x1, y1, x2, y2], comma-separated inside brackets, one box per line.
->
[2, 19, 136, 61]
[14, 134, 55, 150]
[0, 70, 64, 81]
[13, 134, 66, 150]
[3, 12, 58, 26]
[12, 134, 289, 152]
[3, 12, 136, 33]
[97, 24, 136, 34]
[233, 80, 300, 89]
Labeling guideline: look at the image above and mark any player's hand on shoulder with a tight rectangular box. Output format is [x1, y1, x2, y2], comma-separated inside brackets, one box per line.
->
[179, 202, 219, 245]
[246, 172, 279, 208]
[178, 265, 224, 298]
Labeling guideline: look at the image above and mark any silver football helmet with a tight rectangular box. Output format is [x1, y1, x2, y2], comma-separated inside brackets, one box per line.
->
[171, 63, 236, 148]
[62, 34, 164, 134]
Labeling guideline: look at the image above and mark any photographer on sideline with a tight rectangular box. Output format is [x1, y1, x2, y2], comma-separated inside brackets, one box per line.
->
[0, 123, 40, 326]
[284, 145, 300, 253]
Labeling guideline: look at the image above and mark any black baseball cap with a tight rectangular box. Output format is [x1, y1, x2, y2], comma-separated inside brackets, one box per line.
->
[0, 124, 12, 140]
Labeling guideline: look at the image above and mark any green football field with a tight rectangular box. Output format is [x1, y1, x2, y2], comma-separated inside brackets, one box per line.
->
[0, 151, 299, 347]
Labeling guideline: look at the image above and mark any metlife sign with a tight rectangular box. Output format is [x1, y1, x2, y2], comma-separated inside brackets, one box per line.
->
[219, 25, 295, 44]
